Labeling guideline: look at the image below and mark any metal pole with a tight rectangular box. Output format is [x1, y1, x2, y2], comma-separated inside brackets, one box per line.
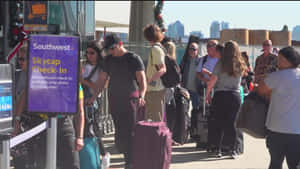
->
[3, 1, 10, 60]
[0, 139, 10, 169]
[45, 117, 57, 169]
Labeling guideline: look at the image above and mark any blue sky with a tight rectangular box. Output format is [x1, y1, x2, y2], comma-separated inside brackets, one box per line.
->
[162, 1, 300, 38]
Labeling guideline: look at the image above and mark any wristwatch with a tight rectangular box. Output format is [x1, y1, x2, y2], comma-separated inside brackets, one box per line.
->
[139, 95, 145, 100]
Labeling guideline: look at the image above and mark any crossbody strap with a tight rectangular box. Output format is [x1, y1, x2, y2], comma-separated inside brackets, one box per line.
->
[85, 63, 99, 81]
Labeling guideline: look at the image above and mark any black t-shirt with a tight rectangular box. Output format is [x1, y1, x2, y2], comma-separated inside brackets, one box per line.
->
[103, 52, 145, 99]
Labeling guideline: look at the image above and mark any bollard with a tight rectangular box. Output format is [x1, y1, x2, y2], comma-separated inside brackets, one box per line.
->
[45, 117, 57, 169]
[0, 139, 10, 169]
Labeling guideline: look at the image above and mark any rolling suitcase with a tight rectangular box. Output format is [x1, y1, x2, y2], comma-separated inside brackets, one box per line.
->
[190, 87, 210, 149]
[196, 87, 209, 148]
[132, 121, 172, 169]
[166, 86, 190, 145]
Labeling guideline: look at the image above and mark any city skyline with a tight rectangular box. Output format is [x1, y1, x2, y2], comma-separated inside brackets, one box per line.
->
[162, 1, 300, 38]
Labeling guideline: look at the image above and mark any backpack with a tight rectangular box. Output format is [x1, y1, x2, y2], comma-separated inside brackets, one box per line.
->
[151, 44, 181, 88]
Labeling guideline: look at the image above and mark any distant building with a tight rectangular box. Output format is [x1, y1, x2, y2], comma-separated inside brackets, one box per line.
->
[292, 25, 300, 41]
[221, 21, 229, 30]
[210, 21, 220, 38]
[190, 31, 204, 39]
[182, 35, 189, 43]
[166, 20, 185, 41]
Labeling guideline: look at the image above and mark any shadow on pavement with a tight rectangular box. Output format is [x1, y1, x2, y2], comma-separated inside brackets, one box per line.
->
[171, 144, 236, 163]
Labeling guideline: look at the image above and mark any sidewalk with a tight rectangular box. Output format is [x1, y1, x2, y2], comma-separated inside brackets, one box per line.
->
[104, 133, 289, 169]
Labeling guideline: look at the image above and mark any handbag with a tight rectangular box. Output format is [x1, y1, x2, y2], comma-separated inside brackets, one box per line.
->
[79, 137, 101, 169]
[236, 92, 268, 138]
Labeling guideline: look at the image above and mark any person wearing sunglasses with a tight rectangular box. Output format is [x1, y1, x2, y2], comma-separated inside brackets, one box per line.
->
[254, 40, 278, 86]
[80, 40, 111, 169]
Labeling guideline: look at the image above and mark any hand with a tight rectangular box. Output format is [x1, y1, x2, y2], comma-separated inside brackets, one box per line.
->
[181, 90, 190, 100]
[75, 137, 84, 151]
[206, 93, 211, 104]
[86, 96, 96, 106]
[138, 98, 146, 107]
[12, 120, 21, 137]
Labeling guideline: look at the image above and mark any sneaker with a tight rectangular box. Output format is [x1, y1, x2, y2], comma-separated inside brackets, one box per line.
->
[172, 140, 181, 146]
[230, 151, 238, 159]
[101, 152, 111, 169]
[216, 151, 222, 158]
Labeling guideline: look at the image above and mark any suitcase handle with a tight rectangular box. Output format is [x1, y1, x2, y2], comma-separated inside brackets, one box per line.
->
[203, 87, 206, 117]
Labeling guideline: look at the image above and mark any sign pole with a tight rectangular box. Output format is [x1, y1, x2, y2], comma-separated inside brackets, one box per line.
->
[45, 116, 57, 169]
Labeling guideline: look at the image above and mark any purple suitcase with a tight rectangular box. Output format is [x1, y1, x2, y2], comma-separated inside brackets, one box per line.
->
[132, 121, 172, 169]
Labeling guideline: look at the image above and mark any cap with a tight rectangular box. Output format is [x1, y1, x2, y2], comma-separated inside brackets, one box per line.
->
[103, 34, 121, 49]
[279, 46, 300, 67]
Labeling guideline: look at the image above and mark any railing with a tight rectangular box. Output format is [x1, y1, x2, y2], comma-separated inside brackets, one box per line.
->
[0, 117, 58, 169]
[97, 89, 115, 135]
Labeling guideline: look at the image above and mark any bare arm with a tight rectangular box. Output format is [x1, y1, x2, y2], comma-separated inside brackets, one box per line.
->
[76, 97, 85, 139]
[15, 90, 26, 117]
[148, 63, 166, 84]
[80, 78, 97, 89]
[136, 70, 147, 98]
[75, 97, 85, 151]
[257, 81, 272, 101]
[197, 68, 212, 83]
[206, 74, 218, 99]
[87, 71, 109, 105]
[12, 90, 26, 136]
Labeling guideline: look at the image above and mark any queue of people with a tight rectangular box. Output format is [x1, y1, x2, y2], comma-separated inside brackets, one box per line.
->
[9, 23, 300, 169]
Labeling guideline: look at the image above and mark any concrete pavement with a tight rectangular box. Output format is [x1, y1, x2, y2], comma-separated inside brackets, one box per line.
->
[104, 133, 289, 169]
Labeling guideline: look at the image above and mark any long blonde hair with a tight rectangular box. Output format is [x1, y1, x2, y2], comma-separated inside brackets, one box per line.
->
[165, 41, 176, 60]
[220, 40, 247, 77]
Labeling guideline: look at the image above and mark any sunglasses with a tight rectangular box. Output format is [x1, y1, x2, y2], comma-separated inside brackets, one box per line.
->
[189, 48, 198, 51]
[263, 44, 271, 46]
[17, 57, 25, 62]
[207, 44, 216, 48]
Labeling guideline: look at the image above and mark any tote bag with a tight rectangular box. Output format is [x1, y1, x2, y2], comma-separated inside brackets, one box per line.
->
[236, 92, 268, 138]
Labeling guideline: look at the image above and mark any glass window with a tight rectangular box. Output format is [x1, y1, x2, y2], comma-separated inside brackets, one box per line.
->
[85, 1, 95, 36]
[48, 1, 77, 34]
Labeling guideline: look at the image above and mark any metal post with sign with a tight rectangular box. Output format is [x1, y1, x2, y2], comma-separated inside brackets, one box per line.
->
[27, 34, 80, 169]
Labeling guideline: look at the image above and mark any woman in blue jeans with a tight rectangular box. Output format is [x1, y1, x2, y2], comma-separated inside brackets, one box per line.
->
[206, 40, 247, 158]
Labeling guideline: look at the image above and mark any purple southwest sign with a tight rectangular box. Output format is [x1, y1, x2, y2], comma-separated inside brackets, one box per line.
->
[27, 35, 79, 114]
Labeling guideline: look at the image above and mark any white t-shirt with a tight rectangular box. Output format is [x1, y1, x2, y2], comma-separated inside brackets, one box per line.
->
[264, 68, 300, 134]
[82, 63, 101, 95]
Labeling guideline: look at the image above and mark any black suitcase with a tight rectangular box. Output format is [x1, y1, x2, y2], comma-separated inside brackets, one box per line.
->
[166, 86, 190, 145]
